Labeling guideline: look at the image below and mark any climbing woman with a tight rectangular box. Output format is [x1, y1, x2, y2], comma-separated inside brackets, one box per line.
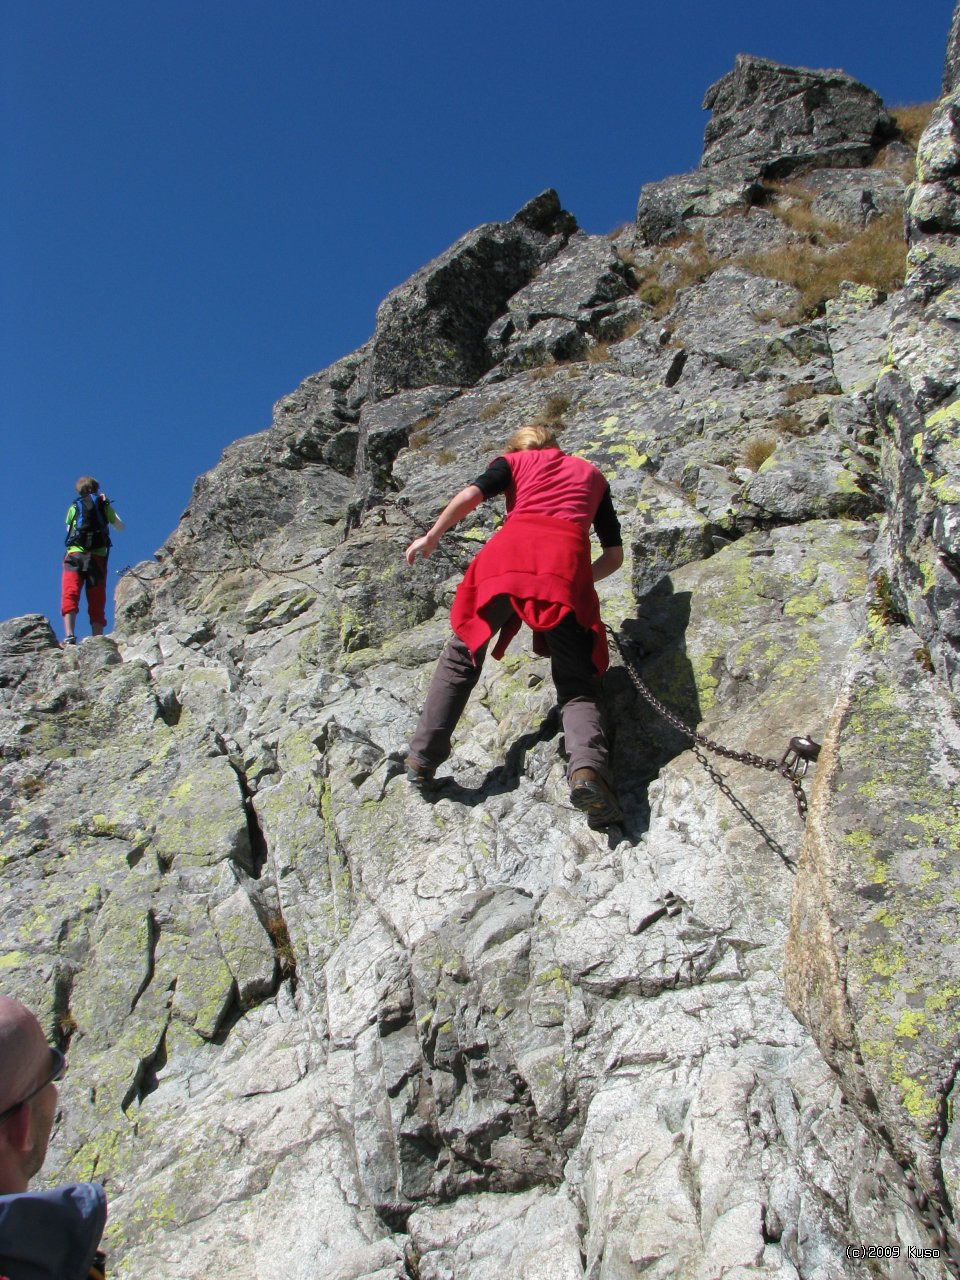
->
[403, 422, 624, 828]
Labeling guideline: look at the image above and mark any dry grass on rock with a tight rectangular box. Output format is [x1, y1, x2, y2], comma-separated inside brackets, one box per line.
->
[742, 432, 779, 471]
[630, 170, 910, 325]
[889, 101, 936, 151]
[632, 233, 717, 316]
[736, 212, 907, 319]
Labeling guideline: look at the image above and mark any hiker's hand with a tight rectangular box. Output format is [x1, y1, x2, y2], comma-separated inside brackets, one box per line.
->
[405, 532, 437, 565]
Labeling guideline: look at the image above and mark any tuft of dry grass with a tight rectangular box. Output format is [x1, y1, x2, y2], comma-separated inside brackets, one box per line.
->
[479, 397, 509, 422]
[586, 342, 611, 363]
[57, 1012, 77, 1040]
[890, 102, 937, 151]
[782, 382, 819, 405]
[914, 644, 934, 672]
[632, 232, 717, 317]
[617, 318, 645, 342]
[769, 411, 809, 437]
[544, 393, 572, 420]
[636, 281, 666, 309]
[265, 913, 297, 975]
[407, 413, 438, 450]
[869, 571, 908, 628]
[761, 181, 848, 244]
[736, 212, 906, 318]
[742, 433, 779, 471]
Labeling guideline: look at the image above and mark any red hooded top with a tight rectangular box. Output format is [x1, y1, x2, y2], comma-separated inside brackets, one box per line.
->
[449, 449, 612, 673]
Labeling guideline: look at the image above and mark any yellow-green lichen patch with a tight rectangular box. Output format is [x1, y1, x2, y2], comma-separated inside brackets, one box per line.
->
[844, 828, 888, 886]
[923, 399, 960, 432]
[895, 1008, 928, 1039]
[65, 1116, 140, 1189]
[889, 1046, 938, 1124]
[609, 442, 649, 469]
[277, 725, 317, 773]
[931, 474, 960, 503]
[868, 943, 905, 981]
[690, 651, 721, 714]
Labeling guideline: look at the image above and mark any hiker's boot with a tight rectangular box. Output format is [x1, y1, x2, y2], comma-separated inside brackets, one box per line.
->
[404, 756, 437, 788]
[569, 768, 623, 828]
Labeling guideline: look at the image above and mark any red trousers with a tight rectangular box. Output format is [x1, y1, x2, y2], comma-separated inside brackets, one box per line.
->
[61, 554, 109, 627]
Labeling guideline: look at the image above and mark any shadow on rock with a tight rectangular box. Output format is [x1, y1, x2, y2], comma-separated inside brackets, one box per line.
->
[424, 706, 564, 807]
[607, 582, 701, 817]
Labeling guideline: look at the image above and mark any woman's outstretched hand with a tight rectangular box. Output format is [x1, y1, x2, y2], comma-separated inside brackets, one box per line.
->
[405, 531, 438, 565]
[404, 485, 484, 566]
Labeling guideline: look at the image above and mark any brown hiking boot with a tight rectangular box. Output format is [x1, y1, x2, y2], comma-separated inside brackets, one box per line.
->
[404, 755, 436, 787]
[569, 768, 623, 828]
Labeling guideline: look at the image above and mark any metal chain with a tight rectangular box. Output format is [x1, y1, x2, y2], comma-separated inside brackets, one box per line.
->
[606, 625, 818, 823]
[691, 746, 796, 869]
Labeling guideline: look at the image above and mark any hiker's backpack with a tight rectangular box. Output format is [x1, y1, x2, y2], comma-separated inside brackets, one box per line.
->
[66, 493, 111, 551]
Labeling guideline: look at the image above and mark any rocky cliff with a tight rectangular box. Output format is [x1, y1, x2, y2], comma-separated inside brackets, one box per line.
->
[3, 16, 960, 1280]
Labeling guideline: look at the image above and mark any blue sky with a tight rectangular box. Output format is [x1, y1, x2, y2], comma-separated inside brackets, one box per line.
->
[2, 0, 954, 636]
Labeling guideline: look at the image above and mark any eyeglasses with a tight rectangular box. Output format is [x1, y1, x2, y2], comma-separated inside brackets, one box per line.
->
[0, 1047, 67, 1125]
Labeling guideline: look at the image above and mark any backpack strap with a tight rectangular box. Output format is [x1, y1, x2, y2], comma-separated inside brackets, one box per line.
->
[90, 494, 110, 545]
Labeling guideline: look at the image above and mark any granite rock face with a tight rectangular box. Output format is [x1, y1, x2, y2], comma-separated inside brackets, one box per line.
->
[3, 20, 960, 1280]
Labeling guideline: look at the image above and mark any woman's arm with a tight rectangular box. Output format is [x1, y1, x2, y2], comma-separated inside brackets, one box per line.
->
[591, 545, 624, 582]
[405, 485, 485, 565]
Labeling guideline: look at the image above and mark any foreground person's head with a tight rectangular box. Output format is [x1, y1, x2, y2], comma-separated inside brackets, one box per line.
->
[0, 996, 65, 1194]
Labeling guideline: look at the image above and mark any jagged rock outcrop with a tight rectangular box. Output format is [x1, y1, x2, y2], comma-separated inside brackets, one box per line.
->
[876, 81, 960, 690]
[701, 55, 894, 176]
[787, 629, 960, 1189]
[636, 55, 899, 246]
[4, 15, 960, 1280]
[368, 190, 578, 397]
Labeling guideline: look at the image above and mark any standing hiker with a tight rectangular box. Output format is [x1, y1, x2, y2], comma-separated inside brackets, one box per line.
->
[61, 477, 125, 646]
[403, 422, 624, 827]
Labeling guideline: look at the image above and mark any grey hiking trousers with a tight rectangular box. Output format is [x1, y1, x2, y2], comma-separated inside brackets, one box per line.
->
[407, 596, 611, 782]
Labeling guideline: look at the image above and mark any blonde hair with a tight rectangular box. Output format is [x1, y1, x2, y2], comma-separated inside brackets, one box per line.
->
[505, 422, 559, 453]
[75, 476, 99, 495]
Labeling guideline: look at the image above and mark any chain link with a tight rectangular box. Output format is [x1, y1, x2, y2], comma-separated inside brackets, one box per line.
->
[606, 625, 816, 823]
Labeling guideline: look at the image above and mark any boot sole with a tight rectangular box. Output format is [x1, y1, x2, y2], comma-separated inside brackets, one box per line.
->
[570, 780, 623, 827]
